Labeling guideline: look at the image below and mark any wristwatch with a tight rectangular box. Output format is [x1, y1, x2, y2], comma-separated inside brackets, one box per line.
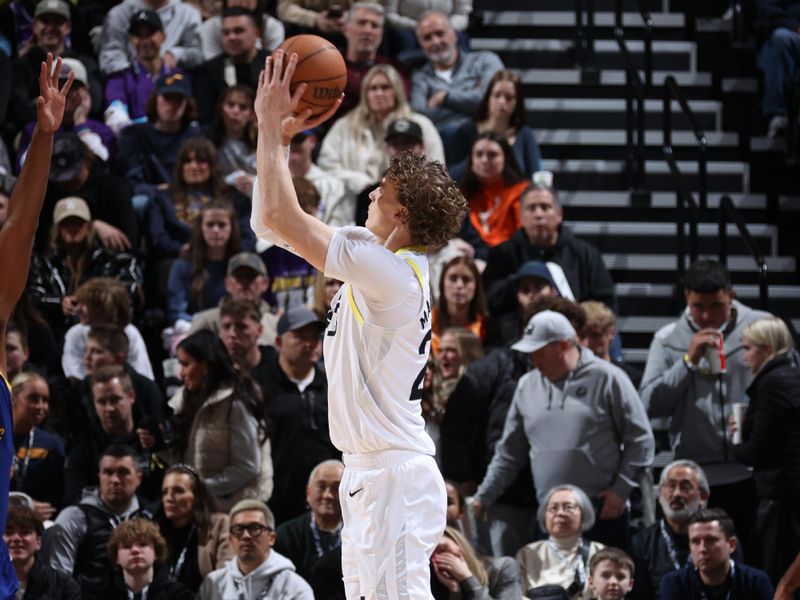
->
[683, 353, 698, 373]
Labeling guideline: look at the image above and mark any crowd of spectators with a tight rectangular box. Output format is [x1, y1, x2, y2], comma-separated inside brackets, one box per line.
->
[1, 0, 799, 598]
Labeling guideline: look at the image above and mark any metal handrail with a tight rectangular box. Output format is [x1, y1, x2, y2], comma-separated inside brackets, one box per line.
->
[664, 147, 699, 293]
[615, 0, 653, 88]
[575, 0, 598, 83]
[615, 28, 647, 196]
[730, 0, 747, 47]
[719, 196, 769, 309]
[663, 75, 708, 210]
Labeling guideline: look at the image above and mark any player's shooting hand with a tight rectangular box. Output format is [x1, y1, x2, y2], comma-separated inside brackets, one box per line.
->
[279, 93, 343, 145]
[256, 50, 298, 129]
[597, 489, 626, 520]
[36, 54, 74, 135]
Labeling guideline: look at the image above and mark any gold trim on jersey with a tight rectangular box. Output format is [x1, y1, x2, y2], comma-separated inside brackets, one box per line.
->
[346, 257, 425, 327]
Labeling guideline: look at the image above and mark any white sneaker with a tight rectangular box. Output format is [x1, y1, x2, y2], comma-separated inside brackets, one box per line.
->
[768, 114, 788, 138]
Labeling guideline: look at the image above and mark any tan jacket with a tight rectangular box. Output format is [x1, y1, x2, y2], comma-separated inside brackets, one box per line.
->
[170, 387, 274, 512]
[198, 513, 234, 577]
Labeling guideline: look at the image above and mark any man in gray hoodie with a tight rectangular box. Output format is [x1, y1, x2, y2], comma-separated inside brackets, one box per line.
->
[473, 310, 655, 549]
[200, 499, 314, 600]
[639, 259, 772, 561]
[98, 0, 203, 75]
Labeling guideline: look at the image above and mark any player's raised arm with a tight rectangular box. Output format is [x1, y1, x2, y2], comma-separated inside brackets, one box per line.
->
[0, 54, 73, 330]
[252, 50, 341, 272]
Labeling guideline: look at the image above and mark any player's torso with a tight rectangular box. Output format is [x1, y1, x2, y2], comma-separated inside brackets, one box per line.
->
[323, 253, 435, 456]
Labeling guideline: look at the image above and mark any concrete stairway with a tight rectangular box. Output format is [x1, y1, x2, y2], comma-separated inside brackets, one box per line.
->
[471, 0, 800, 367]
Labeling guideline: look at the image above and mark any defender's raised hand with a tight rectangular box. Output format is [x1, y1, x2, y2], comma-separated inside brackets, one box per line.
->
[36, 53, 74, 134]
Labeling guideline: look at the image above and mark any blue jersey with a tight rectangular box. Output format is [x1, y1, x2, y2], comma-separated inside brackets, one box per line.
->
[0, 373, 19, 599]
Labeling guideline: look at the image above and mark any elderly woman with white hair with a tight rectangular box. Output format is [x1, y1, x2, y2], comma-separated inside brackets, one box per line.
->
[732, 316, 800, 585]
[317, 63, 445, 199]
[515, 485, 604, 599]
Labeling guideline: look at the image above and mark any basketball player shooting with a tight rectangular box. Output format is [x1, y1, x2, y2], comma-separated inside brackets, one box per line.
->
[252, 50, 467, 600]
[0, 54, 72, 597]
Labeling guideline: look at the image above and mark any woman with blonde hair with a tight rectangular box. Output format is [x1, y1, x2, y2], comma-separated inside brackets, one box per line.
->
[733, 316, 800, 585]
[310, 272, 342, 321]
[431, 525, 521, 599]
[9, 372, 64, 520]
[318, 63, 445, 198]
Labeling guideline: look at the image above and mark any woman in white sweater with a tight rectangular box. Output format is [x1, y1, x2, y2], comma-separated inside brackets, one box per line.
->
[317, 63, 445, 199]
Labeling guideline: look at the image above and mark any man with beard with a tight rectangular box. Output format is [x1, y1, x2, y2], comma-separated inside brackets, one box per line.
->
[410, 11, 503, 151]
[630, 460, 741, 599]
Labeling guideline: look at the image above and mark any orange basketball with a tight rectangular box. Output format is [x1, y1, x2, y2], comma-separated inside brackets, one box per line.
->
[279, 35, 347, 117]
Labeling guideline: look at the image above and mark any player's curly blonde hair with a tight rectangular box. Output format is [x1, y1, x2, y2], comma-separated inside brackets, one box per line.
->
[384, 151, 467, 247]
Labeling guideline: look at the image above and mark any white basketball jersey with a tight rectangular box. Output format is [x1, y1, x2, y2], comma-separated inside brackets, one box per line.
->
[323, 228, 436, 456]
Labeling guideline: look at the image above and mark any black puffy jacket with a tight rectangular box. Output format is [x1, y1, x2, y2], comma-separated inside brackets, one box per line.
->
[440, 347, 537, 508]
[22, 559, 82, 600]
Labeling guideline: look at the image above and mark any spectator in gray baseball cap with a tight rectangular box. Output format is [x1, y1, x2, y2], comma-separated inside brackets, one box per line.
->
[473, 309, 655, 550]
[189, 251, 279, 348]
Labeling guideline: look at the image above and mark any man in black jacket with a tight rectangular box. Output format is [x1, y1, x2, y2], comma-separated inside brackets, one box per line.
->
[757, 0, 800, 137]
[193, 7, 268, 124]
[4, 504, 81, 600]
[41, 132, 137, 253]
[440, 344, 536, 557]
[252, 306, 340, 526]
[63, 365, 164, 504]
[482, 176, 615, 319]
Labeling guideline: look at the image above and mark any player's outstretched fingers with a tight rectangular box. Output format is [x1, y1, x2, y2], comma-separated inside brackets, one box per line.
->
[290, 82, 307, 111]
[281, 52, 298, 89]
[270, 49, 284, 86]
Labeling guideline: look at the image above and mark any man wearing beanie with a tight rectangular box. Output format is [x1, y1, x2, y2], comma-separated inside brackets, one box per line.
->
[200, 499, 313, 599]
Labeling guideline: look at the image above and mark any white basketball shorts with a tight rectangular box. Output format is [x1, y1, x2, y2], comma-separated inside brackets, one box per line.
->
[340, 450, 447, 600]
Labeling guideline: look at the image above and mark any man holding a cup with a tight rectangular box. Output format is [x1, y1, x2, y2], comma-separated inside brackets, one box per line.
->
[639, 259, 772, 564]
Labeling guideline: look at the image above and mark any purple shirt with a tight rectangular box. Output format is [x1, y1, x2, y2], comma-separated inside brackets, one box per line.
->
[104, 61, 181, 120]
